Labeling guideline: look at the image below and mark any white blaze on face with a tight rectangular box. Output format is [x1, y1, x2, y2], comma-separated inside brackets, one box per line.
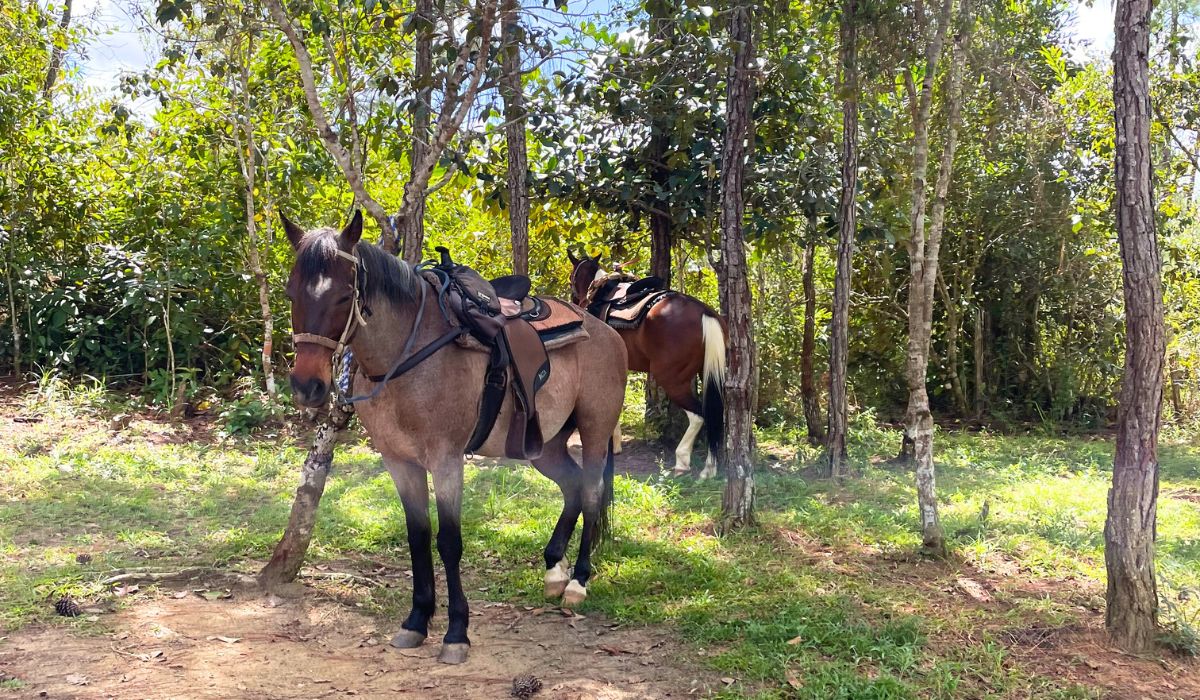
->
[306, 276, 334, 299]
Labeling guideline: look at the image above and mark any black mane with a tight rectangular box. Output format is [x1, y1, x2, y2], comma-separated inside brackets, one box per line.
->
[296, 229, 420, 303]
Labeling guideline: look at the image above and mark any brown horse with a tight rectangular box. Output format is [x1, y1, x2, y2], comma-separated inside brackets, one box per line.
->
[568, 252, 725, 479]
[284, 213, 627, 665]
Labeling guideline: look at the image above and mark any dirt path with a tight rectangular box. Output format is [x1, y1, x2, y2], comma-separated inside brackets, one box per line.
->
[0, 583, 710, 700]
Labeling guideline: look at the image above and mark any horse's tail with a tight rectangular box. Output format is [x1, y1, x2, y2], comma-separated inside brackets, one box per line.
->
[700, 314, 726, 456]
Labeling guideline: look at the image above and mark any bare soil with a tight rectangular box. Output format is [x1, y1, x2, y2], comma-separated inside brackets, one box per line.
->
[0, 581, 710, 700]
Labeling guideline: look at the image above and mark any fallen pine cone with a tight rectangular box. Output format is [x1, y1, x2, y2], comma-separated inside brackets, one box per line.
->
[55, 597, 82, 617]
[511, 673, 542, 698]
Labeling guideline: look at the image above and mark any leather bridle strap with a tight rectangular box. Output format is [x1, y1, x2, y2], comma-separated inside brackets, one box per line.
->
[291, 248, 366, 356]
[341, 279, 465, 404]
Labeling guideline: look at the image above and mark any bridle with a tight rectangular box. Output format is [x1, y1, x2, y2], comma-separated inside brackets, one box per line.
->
[291, 248, 369, 359]
[291, 248, 467, 405]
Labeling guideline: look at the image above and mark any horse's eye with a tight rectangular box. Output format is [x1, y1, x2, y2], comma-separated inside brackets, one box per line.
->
[338, 294, 352, 304]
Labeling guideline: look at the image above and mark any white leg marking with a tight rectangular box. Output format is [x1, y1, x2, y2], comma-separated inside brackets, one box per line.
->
[672, 411, 705, 475]
[699, 451, 717, 480]
[544, 558, 570, 598]
[612, 422, 623, 455]
[562, 579, 588, 607]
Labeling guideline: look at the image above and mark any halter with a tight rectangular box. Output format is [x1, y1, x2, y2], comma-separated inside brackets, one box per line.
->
[291, 248, 369, 358]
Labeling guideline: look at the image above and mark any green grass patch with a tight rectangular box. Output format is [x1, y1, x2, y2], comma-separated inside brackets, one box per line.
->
[2, 416, 1197, 698]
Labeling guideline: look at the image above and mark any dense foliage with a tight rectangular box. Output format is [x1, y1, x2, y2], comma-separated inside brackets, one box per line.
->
[1, 0, 1198, 430]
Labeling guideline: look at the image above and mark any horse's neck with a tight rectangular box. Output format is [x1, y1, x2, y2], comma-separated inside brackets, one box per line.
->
[349, 285, 450, 378]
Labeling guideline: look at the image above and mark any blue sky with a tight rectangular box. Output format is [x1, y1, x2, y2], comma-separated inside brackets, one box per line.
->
[69, 0, 1117, 98]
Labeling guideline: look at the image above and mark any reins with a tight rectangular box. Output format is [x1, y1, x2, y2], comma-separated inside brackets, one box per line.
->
[339, 276, 466, 404]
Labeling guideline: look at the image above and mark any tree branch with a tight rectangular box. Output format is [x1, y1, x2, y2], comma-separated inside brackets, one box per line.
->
[264, 0, 393, 239]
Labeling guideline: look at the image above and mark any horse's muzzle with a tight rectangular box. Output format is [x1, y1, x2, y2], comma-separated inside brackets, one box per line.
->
[290, 375, 329, 408]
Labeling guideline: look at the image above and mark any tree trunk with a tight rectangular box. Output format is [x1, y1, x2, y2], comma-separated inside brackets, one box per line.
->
[1104, 0, 1164, 653]
[897, 0, 953, 466]
[4, 228, 19, 375]
[644, 209, 683, 442]
[800, 236, 824, 445]
[718, 2, 756, 531]
[42, 0, 72, 98]
[233, 27, 276, 398]
[936, 272, 967, 415]
[400, 0, 434, 260]
[259, 404, 355, 587]
[825, 0, 857, 478]
[973, 306, 985, 416]
[500, 0, 529, 276]
[902, 0, 962, 555]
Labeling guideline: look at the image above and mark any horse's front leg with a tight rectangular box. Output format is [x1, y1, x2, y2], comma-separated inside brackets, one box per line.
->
[385, 460, 435, 650]
[432, 459, 470, 664]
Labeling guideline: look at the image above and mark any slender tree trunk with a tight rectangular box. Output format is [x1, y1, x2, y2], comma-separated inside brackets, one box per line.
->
[936, 272, 967, 414]
[645, 214, 683, 443]
[233, 28, 276, 398]
[826, 0, 858, 477]
[1104, 0, 1164, 652]
[719, 2, 756, 531]
[401, 0, 433, 260]
[260, 404, 354, 587]
[800, 236, 824, 445]
[500, 0, 529, 275]
[898, 0, 953, 465]
[974, 306, 985, 415]
[903, 0, 963, 555]
[4, 223, 19, 375]
[42, 0, 73, 98]
[265, 0, 396, 244]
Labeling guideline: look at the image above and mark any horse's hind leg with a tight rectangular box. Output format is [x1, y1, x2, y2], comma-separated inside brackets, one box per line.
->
[562, 435, 611, 608]
[531, 427, 583, 599]
[673, 411, 704, 476]
[431, 458, 471, 664]
[384, 460, 434, 650]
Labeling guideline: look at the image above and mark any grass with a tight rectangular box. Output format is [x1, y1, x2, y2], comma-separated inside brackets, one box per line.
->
[2, 386, 1199, 698]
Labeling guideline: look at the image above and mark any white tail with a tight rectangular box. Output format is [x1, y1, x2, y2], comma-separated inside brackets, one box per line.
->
[700, 315, 726, 455]
[701, 315, 726, 387]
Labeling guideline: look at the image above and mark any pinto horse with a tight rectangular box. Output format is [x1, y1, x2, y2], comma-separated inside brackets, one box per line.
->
[568, 252, 725, 479]
[284, 213, 627, 665]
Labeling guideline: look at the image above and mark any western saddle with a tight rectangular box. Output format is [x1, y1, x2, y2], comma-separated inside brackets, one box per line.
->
[585, 272, 672, 329]
[424, 248, 585, 460]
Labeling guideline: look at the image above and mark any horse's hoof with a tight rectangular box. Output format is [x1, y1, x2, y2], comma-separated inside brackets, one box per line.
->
[544, 558, 570, 598]
[390, 629, 427, 649]
[437, 643, 470, 665]
[562, 579, 587, 607]
[671, 466, 691, 477]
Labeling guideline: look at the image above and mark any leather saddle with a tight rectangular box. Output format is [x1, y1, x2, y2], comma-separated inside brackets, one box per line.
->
[429, 248, 581, 460]
[585, 273, 670, 327]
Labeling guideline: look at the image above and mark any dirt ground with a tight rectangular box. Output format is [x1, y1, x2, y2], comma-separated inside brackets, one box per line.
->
[0, 577, 711, 700]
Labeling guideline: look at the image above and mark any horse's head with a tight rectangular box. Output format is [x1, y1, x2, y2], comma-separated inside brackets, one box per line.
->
[283, 211, 364, 408]
[567, 249, 603, 306]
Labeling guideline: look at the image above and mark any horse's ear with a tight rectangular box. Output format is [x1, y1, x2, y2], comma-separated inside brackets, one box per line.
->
[281, 213, 306, 250]
[340, 210, 363, 249]
[567, 248, 579, 266]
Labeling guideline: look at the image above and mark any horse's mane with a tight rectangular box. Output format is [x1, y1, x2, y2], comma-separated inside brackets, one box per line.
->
[296, 229, 420, 303]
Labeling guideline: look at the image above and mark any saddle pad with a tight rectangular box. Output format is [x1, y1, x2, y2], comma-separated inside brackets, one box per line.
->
[455, 297, 589, 353]
[605, 290, 673, 330]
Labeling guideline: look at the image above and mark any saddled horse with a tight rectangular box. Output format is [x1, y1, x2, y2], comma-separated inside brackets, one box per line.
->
[568, 251, 725, 479]
[284, 212, 627, 664]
